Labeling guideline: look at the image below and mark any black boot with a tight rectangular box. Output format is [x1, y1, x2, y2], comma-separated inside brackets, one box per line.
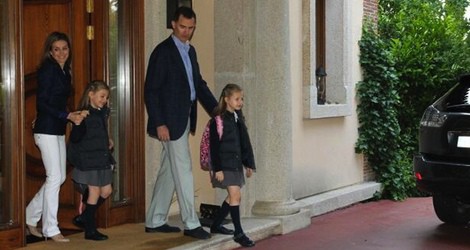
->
[234, 233, 255, 247]
[81, 187, 89, 203]
[210, 201, 234, 235]
[230, 205, 254, 247]
[85, 230, 109, 241]
[83, 203, 108, 241]
[73, 197, 105, 230]
[72, 215, 84, 229]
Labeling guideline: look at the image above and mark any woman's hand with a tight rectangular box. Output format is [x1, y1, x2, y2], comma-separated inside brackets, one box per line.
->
[79, 110, 89, 117]
[67, 110, 89, 125]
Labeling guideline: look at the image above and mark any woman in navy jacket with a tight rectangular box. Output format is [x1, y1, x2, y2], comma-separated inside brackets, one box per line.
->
[26, 32, 86, 242]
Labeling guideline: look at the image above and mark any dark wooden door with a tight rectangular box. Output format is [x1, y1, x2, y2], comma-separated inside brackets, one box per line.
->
[23, 0, 98, 230]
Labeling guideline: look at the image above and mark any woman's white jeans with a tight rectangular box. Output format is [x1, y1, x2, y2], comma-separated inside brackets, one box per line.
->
[26, 134, 67, 237]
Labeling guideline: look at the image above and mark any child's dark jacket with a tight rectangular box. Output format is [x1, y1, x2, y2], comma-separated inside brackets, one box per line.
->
[67, 106, 115, 171]
[209, 110, 255, 172]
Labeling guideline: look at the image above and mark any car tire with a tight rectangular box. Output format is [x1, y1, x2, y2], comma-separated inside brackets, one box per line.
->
[433, 194, 470, 225]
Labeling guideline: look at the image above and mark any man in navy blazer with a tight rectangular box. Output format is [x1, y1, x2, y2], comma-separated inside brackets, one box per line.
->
[144, 6, 217, 240]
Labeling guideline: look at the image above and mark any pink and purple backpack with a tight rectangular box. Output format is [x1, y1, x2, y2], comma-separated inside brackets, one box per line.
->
[200, 116, 223, 171]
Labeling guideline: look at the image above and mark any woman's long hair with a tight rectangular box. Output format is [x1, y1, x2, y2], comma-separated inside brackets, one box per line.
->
[39, 31, 72, 69]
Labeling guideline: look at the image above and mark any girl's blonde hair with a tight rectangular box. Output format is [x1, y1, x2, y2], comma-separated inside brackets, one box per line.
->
[214, 83, 243, 116]
[78, 80, 110, 110]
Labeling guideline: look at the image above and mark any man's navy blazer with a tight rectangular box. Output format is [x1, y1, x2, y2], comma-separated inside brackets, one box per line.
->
[144, 36, 217, 140]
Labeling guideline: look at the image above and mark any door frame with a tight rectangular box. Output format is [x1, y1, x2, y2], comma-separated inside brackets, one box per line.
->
[0, 0, 24, 248]
[71, 0, 146, 228]
[95, 0, 146, 226]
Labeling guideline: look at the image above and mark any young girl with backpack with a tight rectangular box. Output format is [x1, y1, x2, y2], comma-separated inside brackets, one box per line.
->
[67, 80, 115, 241]
[208, 83, 256, 247]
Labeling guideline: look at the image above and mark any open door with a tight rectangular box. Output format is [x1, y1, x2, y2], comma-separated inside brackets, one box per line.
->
[23, 0, 90, 230]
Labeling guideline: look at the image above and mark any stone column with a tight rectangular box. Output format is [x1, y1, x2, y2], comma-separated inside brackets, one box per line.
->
[250, 0, 299, 217]
[214, 0, 299, 217]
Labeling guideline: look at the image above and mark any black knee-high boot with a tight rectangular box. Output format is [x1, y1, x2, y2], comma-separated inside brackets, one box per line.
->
[229, 205, 243, 236]
[230, 205, 255, 247]
[73, 197, 107, 230]
[96, 197, 106, 207]
[210, 201, 234, 234]
[212, 201, 230, 227]
[83, 203, 108, 241]
[81, 188, 89, 203]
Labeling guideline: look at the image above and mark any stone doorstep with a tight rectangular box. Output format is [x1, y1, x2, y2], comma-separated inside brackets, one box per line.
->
[299, 181, 382, 217]
[169, 181, 381, 250]
[170, 218, 281, 250]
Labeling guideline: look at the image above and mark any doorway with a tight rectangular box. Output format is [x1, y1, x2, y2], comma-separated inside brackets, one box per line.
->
[23, 0, 145, 242]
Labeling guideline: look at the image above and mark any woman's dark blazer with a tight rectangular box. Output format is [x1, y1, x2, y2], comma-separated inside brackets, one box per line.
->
[33, 58, 71, 135]
[144, 35, 217, 140]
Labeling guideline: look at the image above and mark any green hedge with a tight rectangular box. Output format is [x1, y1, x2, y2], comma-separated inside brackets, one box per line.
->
[356, 0, 470, 200]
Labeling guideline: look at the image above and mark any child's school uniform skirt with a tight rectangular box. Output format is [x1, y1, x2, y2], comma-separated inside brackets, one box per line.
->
[72, 168, 113, 187]
[211, 170, 245, 188]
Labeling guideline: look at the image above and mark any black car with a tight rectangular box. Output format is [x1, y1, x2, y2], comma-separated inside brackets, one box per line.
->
[414, 73, 470, 225]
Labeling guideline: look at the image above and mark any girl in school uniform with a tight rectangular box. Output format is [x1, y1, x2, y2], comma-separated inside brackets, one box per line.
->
[209, 83, 256, 248]
[68, 80, 115, 241]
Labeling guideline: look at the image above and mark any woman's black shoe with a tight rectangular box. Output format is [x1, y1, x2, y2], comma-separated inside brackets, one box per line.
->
[234, 233, 255, 247]
[85, 230, 108, 241]
[210, 225, 234, 235]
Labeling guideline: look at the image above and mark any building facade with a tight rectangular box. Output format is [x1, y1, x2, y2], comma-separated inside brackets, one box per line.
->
[145, 0, 380, 218]
[0, 0, 379, 248]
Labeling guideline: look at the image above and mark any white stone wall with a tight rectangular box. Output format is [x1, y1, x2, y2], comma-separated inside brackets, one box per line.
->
[292, 0, 364, 199]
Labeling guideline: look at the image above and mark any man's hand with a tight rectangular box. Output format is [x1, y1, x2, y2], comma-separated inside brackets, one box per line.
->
[157, 125, 170, 141]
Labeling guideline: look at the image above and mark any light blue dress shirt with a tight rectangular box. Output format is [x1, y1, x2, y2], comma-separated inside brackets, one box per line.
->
[172, 35, 196, 101]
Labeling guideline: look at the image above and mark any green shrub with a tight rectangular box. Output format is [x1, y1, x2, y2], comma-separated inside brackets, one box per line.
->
[356, 24, 413, 200]
[357, 0, 470, 200]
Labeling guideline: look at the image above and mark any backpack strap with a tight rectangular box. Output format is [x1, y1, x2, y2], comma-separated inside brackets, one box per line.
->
[214, 115, 223, 139]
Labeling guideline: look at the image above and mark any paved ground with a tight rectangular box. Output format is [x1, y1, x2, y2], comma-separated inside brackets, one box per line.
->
[239, 197, 470, 250]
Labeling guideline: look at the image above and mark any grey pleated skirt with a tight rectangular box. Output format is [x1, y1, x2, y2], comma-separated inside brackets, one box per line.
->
[211, 170, 245, 188]
[72, 168, 113, 187]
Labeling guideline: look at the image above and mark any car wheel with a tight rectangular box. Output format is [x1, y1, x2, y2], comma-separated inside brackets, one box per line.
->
[433, 194, 470, 225]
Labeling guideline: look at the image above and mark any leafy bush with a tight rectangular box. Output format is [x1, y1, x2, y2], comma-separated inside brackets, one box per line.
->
[357, 0, 470, 200]
[356, 24, 415, 200]
[380, 0, 470, 155]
